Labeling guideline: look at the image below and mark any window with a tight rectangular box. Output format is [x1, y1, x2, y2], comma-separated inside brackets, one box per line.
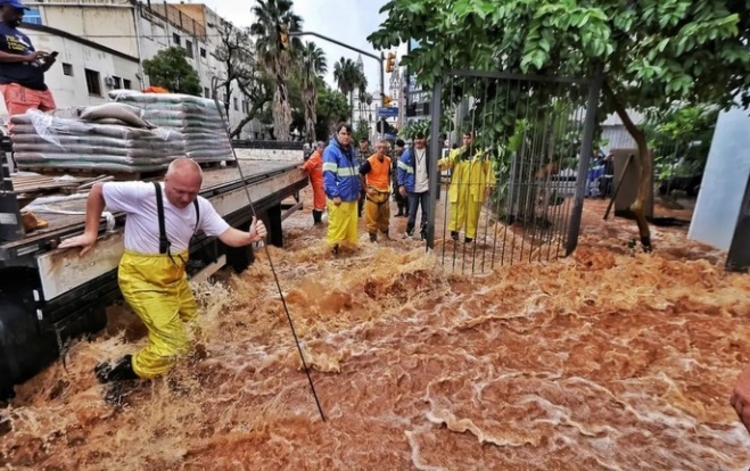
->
[23, 7, 42, 25]
[203, 87, 210, 98]
[84, 69, 101, 95]
[233, 97, 238, 111]
[112, 76, 122, 89]
[185, 40, 193, 59]
[62, 63, 73, 76]
[172, 33, 180, 45]
[242, 100, 248, 113]
[200, 47, 206, 59]
[123, 79, 132, 90]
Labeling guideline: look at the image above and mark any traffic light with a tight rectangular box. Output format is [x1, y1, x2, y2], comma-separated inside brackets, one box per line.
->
[278, 24, 290, 50]
[385, 52, 396, 73]
[382, 95, 393, 107]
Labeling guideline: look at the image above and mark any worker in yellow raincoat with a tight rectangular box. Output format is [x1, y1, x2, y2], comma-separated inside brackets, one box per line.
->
[59, 158, 267, 384]
[438, 131, 496, 243]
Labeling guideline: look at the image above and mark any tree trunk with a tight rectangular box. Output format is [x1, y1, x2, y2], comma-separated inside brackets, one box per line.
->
[603, 81, 652, 252]
[273, 80, 291, 141]
[303, 87, 316, 143]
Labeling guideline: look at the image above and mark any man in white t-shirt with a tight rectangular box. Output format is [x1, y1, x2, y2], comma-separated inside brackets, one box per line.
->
[58, 158, 266, 385]
[396, 132, 430, 239]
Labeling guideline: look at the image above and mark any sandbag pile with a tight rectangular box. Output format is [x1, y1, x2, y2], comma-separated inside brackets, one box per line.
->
[10, 105, 186, 173]
[108, 90, 233, 164]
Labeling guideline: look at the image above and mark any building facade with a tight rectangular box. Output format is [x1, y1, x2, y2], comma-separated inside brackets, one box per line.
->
[0, 0, 265, 139]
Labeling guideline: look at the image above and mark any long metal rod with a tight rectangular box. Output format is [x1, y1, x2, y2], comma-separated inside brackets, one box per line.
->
[210, 93, 326, 422]
[426, 80, 443, 250]
[566, 64, 603, 255]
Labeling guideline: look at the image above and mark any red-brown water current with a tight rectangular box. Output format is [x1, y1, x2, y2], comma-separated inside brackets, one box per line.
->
[2, 194, 750, 470]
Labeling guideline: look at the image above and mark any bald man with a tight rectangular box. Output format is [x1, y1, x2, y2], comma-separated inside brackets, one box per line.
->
[59, 158, 266, 384]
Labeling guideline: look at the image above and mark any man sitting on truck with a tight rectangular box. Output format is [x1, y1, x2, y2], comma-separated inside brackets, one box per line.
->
[58, 158, 267, 384]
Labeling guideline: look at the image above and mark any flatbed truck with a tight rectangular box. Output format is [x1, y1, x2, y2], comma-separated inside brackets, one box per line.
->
[0, 139, 307, 400]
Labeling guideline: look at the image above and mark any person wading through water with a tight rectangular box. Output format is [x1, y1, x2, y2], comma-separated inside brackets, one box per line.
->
[58, 158, 267, 385]
[323, 123, 360, 253]
[299, 140, 326, 225]
[360, 138, 392, 243]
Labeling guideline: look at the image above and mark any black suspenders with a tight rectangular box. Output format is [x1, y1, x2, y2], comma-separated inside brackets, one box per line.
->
[152, 182, 200, 256]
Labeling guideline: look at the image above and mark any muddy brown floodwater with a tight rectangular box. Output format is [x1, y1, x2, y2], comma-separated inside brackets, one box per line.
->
[3, 189, 750, 471]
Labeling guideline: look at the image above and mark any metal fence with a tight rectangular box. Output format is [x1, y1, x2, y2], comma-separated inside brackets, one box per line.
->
[423, 69, 602, 273]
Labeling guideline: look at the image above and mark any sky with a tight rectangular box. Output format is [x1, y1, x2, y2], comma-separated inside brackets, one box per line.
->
[205, 0, 407, 94]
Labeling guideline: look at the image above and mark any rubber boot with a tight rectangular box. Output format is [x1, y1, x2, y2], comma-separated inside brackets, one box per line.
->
[369, 232, 377, 243]
[95, 354, 139, 384]
[312, 210, 323, 225]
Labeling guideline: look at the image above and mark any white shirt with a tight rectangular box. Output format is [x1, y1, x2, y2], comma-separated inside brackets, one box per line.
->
[102, 181, 230, 254]
[413, 148, 429, 193]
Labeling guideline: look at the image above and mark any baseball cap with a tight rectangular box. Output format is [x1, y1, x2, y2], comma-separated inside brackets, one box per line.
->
[0, 0, 30, 10]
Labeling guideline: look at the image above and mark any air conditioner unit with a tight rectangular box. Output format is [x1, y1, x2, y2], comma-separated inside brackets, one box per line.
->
[104, 76, 115, 87]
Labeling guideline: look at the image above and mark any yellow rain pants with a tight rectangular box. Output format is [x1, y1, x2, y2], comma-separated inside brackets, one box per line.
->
[326, 200, 358, 246]
[118, 250, 197, 379]
[449, 200, 483, 239]
[365, 188, 390, 236]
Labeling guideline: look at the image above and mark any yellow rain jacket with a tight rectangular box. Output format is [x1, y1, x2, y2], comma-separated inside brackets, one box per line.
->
[439, 147, 496, 239]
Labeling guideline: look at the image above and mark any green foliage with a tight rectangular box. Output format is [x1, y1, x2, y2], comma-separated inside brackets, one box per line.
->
[353, 119, 371, 143]
[370, 0, 750, 114]
[315, 87, 351, 141]
[644, 104, 719, 180]
[142, 47, 201, 96]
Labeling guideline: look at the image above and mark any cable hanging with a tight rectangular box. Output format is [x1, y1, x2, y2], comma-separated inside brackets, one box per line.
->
[210, 92, 327, 423]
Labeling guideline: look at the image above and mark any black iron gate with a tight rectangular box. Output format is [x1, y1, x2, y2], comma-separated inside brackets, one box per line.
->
[420, 69, 603, 273]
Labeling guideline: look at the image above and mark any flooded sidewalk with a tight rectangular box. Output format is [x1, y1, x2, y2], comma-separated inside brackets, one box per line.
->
[2, 187, 750, 470]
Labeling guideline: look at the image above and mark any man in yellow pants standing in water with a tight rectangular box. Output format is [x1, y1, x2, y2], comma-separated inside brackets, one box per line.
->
[323, 123, 360, 252]
[59, 158, 267, 383]
[359, 138, 392, 243]
[439, 131, 496, 243]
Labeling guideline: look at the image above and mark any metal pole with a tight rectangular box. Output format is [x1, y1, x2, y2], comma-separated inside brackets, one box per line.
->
[289, 31, 387, 130]
[566, 64, 603, 255]
[426, 80, 443, 250]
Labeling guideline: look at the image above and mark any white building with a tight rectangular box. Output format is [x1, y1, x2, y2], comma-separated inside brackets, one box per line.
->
[0, 0, 266, 139]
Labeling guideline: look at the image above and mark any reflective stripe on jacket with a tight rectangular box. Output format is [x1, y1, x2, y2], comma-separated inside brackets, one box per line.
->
[323, 138, 361, 201]
[396, 147, 430, 192]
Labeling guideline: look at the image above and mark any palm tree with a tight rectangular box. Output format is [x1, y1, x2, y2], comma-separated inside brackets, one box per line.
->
[298, 41, 327, 142]
[250, 0, 302, 141]
[333, 57, 366, 123]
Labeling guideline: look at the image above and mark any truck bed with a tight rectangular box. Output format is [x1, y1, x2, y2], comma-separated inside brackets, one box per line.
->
[3, 159, 299, 250]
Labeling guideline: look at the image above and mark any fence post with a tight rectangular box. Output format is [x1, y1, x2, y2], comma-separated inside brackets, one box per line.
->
[426, 80, 443, 250]
[565, 65, 603, 255]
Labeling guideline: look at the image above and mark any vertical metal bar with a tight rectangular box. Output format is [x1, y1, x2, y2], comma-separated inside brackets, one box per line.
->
[0, 147, 24, 242]
[426, 80, 443, 250]
[565, 65, 603, 255]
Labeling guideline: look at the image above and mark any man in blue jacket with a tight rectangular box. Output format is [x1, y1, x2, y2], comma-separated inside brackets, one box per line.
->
[396, 132, 429, 239]
[323, 123, 360, 252]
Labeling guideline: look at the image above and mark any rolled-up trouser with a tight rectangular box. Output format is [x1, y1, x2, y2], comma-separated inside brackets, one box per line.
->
[326, 199, 358, 246]
[118, 250, 197, 379]
[365, 189, 390, 235]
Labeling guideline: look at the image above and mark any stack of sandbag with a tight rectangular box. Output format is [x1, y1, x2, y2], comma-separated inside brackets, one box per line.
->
[108, 90, 233, 164]
[10, 105, 186, 173]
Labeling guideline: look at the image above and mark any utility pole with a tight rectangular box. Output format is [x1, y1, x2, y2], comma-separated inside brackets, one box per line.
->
[289, 31, 386, 131]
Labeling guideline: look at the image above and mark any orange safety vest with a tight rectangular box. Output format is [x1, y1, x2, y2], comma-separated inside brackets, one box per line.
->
[365, 154, 391, 191]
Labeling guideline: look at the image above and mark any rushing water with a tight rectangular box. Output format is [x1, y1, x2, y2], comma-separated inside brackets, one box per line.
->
[2, 193, 750, 471]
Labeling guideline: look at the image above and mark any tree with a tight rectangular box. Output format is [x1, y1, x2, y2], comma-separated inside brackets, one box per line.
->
[333, 57, 366, 122]
[353, 118, 370, 143]
[298, 41, 328, 142]
[315, 87, 350, 141]
[250, 0, 303, 141]
[142, 47, 201, 96]
[213, 23, 273, 138]
[369, 0, 750, 251]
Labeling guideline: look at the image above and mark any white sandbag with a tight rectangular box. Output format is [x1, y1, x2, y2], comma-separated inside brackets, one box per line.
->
[79, 103, 151, 128]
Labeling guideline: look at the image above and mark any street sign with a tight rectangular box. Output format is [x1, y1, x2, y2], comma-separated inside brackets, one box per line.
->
[378, 107, 399, 118]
